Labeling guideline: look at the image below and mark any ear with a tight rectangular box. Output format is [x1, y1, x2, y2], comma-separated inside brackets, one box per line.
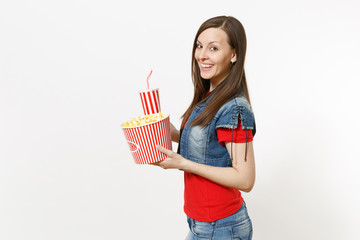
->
[231, 50, 237, 63]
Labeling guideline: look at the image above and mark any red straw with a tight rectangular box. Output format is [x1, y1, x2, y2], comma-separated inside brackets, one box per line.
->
[146, 70, 153, 90]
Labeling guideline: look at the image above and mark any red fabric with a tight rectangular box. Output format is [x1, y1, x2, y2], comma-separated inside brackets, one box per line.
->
[217, 121, 253, 146]
[184, 173, 243, 222]
[184, 122, 253, 222]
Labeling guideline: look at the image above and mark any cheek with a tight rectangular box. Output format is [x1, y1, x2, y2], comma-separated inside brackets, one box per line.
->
[220, 56, 231, 69]
[194, 53, 200, 62]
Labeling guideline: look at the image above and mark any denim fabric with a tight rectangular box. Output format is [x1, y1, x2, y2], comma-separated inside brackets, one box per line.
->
[185, 202, 253, 240]
[179, 95, 255, 167]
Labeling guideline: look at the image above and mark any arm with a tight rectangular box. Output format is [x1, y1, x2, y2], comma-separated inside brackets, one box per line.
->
[155, 141, 255, 192]
[170, 122, 180, 143]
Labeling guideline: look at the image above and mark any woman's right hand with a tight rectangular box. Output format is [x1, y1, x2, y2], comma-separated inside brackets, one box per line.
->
[170, 122, 180, 143]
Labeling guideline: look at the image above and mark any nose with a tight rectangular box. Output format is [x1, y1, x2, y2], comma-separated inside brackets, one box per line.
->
[197, 48, 209, 61]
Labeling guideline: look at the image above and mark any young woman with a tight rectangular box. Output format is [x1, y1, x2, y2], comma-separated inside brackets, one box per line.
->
[155, 16, 256, 240]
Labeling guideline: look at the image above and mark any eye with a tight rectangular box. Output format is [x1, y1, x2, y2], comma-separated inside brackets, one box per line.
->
[196, 43, 202, 49]
[210, 46, 218, 51]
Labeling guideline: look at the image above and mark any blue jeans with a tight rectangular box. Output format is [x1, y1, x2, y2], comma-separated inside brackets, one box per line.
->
[185, 202, 253, 240]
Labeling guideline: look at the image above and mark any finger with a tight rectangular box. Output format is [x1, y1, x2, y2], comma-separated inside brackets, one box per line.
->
[156, 145, 173, 156]
[157, 160, 167, 169]
[151, 159, 167, 169]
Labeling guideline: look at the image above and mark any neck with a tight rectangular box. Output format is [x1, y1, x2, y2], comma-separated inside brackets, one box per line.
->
[209, 70, 230, 91]
[209, 78, 223, 92]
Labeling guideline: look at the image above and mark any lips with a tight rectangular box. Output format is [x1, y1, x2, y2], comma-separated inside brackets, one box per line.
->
[199, 63, 214, 71]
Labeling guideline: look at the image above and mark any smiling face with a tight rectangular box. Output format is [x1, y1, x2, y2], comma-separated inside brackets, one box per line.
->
[194, 27, 237, 91]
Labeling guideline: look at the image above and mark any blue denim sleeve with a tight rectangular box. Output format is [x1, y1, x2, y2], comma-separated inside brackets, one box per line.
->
[215, 97, 255, 130]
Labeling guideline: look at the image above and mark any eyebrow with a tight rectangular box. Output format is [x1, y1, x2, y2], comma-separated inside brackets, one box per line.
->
[197, 40, 220, 44]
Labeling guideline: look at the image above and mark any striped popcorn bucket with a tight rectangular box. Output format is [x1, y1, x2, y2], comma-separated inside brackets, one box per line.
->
[121, 115, 172, 164]
[139, 88, 161, 115]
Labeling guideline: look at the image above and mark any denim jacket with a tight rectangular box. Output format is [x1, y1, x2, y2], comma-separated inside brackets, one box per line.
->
[179, 95, 256, 167]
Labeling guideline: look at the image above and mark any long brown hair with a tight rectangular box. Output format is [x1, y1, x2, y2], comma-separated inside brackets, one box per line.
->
[181, 16, 251, 129]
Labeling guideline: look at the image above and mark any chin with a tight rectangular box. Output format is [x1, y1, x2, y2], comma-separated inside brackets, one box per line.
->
[200, 74, 212, 80]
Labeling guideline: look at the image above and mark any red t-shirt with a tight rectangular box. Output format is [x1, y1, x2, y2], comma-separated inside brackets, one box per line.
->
[184, 121, 253, 222]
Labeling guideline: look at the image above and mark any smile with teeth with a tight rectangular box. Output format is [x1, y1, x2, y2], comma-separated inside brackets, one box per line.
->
[201, 63, 213, 68]
[200, 63, 214, 71]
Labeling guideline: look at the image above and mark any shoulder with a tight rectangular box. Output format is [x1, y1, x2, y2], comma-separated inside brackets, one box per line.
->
[216, 96, 253, 117]
[215, 96, 255, 130]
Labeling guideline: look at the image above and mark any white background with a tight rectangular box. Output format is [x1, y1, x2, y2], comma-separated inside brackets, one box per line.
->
[1, 0, 360, 239]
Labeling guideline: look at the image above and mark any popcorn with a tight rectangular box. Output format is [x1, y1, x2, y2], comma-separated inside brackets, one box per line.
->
[121, 112, 169, 127]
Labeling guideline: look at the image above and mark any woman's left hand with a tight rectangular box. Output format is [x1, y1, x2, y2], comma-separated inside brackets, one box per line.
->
[152, 145, 186, 170]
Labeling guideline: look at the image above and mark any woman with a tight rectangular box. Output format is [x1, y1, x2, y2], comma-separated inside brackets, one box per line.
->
[155, 16, 256, 240]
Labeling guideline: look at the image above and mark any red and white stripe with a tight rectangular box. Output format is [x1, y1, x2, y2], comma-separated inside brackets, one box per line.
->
[139, 88, 161, 115]
[122, 116, 172, 164]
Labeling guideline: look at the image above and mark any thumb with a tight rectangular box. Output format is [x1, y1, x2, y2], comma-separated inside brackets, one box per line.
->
[156, 145, 172, 156]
